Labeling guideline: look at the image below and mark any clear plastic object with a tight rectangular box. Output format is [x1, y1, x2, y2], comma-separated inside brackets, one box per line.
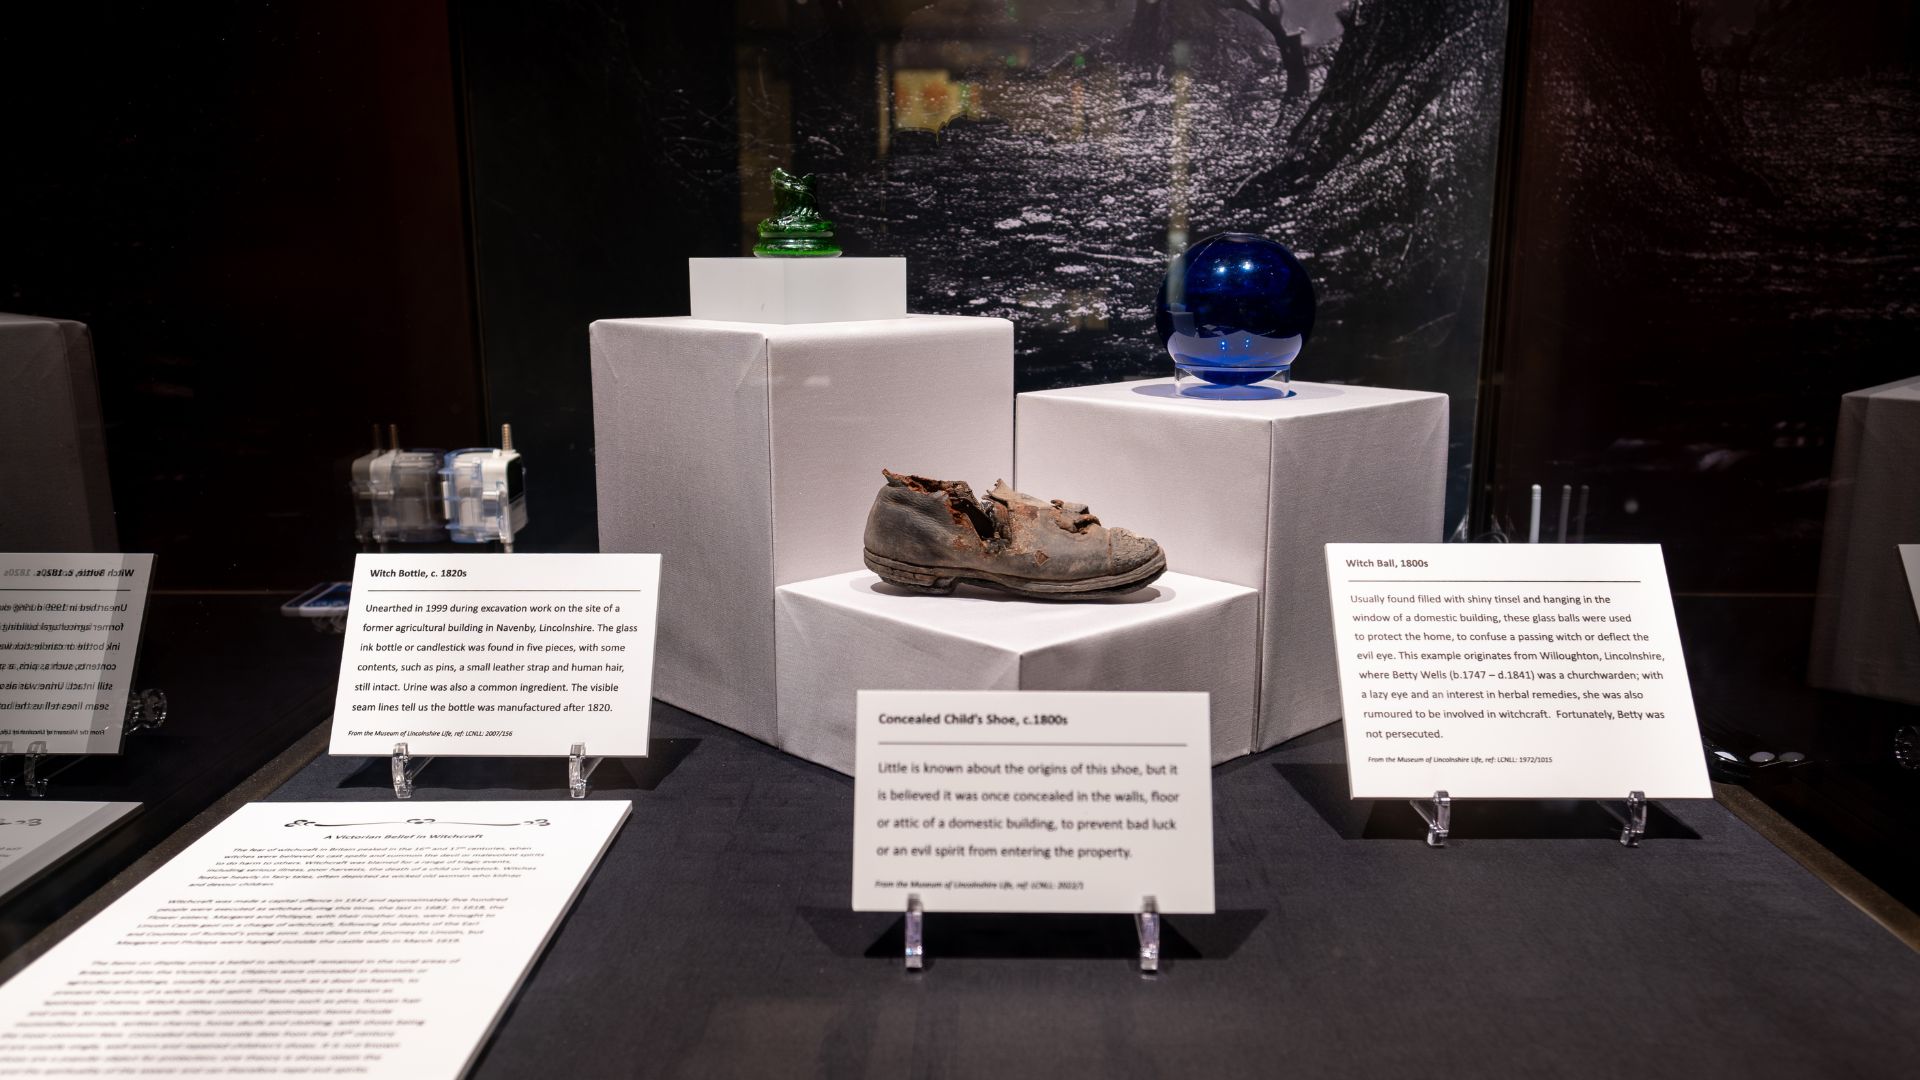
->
[348, 424, 389, 545]
[351, 425, 446, 545]
[442, 423, 527, 549]
[374, 452, 449, 543]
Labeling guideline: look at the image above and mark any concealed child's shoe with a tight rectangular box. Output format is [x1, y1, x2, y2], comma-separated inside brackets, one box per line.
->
[861, 470, 1166, 598]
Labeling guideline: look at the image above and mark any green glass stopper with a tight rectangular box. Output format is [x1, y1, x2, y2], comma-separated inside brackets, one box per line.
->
[754, 167, 840, 257]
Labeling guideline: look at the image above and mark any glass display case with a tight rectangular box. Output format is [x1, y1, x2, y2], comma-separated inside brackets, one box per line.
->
[1, 1, 1915, 1076]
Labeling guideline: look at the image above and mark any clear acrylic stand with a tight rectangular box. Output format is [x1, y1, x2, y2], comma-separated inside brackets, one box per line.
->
[22, 742, 53, 798]
[1411, 789, 1652, 847]
[1410, 790, 1452, 847]
[125, 689, 169, 734]
[3, 690, 169, 799]
[1135, 896, 1161, 974]
[900, 894, 1164, 974]
[0, 744, 60, 797]
[903, 895, 925, 972]
[568, 743, 603, 799]
[390, 742, 433, 800]
[0, 743, 21, 797]
[1605, 790, 1649, 847]
[387, 740, 606, 800]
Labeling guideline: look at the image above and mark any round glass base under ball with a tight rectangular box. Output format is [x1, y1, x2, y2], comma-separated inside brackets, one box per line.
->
[1173, 363, 1296, 400]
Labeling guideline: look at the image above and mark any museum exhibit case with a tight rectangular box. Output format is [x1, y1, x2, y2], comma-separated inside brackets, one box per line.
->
[2, 1, 1918, 1077]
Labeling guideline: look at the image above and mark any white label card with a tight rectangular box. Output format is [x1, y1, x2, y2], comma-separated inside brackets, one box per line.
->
[852, 690, 1214, 914]
[0, 801, 140, 902]
[1325, 543, 1712, 800]
[0, 553, 154, 755]
[330, 554, 660, 757]
[0, 800, 629, 1080]
[1901, 545, 1920, 622]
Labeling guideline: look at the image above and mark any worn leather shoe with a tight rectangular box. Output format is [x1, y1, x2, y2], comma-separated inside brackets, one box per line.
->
[862, 470, 1166, 598]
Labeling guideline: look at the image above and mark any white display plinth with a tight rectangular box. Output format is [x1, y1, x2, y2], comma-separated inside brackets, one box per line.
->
[1810, 374, 1920, 705]
[774, 571, 1260, 775]
[1016, 377, 1448, 750]
[592, 314, 1013, 741]
[688, 258, 906, 323]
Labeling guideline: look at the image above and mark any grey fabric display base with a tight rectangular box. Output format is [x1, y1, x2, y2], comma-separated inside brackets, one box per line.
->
[269, 705, 1920, 1079]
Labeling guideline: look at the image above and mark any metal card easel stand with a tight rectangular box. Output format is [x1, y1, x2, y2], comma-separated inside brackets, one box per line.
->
[1135, 897, 1162, 973]
[1604, 791, 1650, 847]
[1410, 789, 1650, 848]
[1410, 790, 1452, 847]
[902, 894, 1163, 975]
[1, 690, 168, 798]
[388, 740, 605, 800]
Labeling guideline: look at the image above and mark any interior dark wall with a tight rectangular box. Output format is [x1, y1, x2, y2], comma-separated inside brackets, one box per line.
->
[1, 1, 478, 589]
[1476, 0, 1920, 910]
[1480, 0, 1920, 590]
[453, 0, 742, 555]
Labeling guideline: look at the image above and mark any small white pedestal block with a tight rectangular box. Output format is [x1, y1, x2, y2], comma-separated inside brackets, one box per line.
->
[774, 571, 1260, 774]
[1810, 374, 1920, 705]
[592, 314, 1013, 742]
[688, 258, 906, 323]
[1016, 378, 1448, 750]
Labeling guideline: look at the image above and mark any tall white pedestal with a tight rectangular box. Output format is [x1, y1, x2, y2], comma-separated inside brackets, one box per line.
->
[775, 570, 1260, 774]
[592, 314, 1013, 740]
[1016, 378, 1448, 749]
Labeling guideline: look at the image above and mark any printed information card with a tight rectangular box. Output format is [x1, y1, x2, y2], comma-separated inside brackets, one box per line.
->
[852, 690, 1214, 914]
[0, 800, 629, 1080]
[1325, 543, 1712, 800]
[330, 554, 660, 758]
[0, 801, 140, 901]
[0, 553, 154, 755]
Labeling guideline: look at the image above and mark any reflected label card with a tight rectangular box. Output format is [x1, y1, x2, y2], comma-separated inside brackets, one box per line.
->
[1325, 543, 1712, 800]
[329, 554, 660, 757]
[852, 690, 1214, 914]
[0, 553, 154, 755]
[0, 801, 140, 902]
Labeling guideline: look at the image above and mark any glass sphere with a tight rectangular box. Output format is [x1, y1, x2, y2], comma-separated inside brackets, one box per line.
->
[1155, 232, 1316, 393]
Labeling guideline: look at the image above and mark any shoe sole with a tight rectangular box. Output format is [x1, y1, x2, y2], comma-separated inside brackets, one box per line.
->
[863, 548, 1168, 599]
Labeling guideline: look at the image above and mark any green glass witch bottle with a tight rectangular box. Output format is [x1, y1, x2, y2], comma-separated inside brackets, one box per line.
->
[753, 168, 840, 257]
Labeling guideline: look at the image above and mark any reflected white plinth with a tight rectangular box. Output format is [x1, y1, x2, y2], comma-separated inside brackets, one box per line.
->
[1810, 374, 1920, 705]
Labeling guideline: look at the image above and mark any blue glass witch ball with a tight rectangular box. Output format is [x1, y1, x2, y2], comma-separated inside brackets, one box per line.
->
[1155, 231, 1316, 395]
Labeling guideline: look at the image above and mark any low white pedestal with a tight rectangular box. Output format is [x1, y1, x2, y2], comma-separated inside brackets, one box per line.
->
[774, 571, 1259, 774]
[688, 258, 906, 323]
[592, 314, 1013, 741]
[1810, 375, 1920, 705]
[1016, 377, 1448, 749]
